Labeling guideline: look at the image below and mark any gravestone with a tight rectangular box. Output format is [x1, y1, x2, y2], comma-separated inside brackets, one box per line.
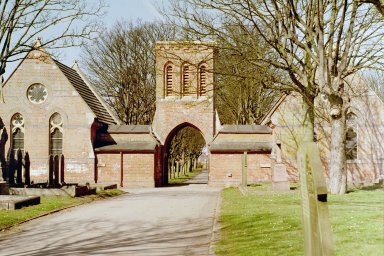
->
[272, 164, 290, 191]
[272, 143, 290, 191]
[0, 182, 9, 195]
[241, 152, 248, 187]
[297, 142, 334, 256]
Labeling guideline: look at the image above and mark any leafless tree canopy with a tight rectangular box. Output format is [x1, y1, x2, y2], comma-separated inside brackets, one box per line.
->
[363, 70, 384, 101]
[168, 126, 205, 178]
[0, 0, 105, 76]
[82, 21, 177, 125]
[164, 0, 384, 194]
[215, 35, 280, 125]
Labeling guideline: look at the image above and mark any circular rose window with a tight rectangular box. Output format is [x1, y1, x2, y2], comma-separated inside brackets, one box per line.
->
[27, 84, 48, 104]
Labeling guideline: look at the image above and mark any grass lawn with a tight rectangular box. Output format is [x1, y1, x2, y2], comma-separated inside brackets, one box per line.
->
[0, 189, 125, 231]
[216, 186, 384, 256]
[168, 167, 204, 184]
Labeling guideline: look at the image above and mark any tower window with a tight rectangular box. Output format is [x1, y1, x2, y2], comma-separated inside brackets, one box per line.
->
[199, 64, 207, 96]
[165, 64, 173, 96]
[182, 64, 191, 96]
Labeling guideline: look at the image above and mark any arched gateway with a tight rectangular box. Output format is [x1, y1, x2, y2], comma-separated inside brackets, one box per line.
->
[151, 41, 218, 186]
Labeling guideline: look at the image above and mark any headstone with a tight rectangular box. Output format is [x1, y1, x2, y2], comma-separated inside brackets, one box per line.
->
[60, 155, 65, 184]
[0, 127, 8, 182]
[272, 163, 290, 191]
[241, 152, 248, 187]
[9, 151, 15, 186]
[0, 182, 9, 195]
[53, 155, 59, 186]
[297, 142, 334, 256]
[16, 149, 22, 184]
[48, 155, 54, 186]
[24, 152, 30, 186]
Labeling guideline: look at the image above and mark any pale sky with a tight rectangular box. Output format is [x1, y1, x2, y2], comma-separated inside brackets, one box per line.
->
[61, 0, 164, 65]
[5, 0, 165, 79]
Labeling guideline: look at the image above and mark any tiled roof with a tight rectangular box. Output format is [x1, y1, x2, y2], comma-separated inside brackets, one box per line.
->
[260, 93, 289, 125]
[54, 60, 116, 124]
[210, 141, 272, 153]
[219, 125, 272, 134]
[107, 125, 150, 134]
[95, 141, 157, 153]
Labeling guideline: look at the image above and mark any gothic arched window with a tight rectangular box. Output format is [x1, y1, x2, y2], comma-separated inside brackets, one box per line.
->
[182, 63, 191, 96]
[165, 63, 174, 96]
[198, 64, 207, 96]
[49, 113, 63, 156]
[346, 112, 357, 160]
[11, 113, 24, 155]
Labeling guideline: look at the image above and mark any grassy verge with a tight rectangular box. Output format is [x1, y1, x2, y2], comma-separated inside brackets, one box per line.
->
[0, 189, 126, 231]
[169, 168, 204, 184]
[216, 186, 384, 256]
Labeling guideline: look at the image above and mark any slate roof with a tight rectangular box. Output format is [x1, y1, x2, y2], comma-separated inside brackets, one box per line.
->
[54, 60, 116, 124]
[260, 93, 289, 125]
[107, 125, 151, 134]
[94, 141, 157, 153]
[219, 125, 272, 134]
[210, 141, 273, 153]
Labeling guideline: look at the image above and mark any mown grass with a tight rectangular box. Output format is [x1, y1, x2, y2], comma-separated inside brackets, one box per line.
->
[216, 186, 384, 256]
[168, 168, 204, 184]
[0, 189, 125, 230]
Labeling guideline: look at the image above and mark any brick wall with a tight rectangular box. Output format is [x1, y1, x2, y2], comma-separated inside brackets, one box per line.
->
[96, 153, 155, 188]
[209, 153, 272, 187]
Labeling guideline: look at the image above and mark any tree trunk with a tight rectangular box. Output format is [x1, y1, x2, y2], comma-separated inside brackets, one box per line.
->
[189, 158, 193, 172]
[329, 108, 347, 194]
[301, 97, 315, 144]
[172, 160, 175, 179]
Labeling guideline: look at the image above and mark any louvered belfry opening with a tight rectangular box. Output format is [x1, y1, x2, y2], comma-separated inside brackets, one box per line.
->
[199, 64, 207, 96]
[182, 64, 190, 96]
[166, 64, 173, 96]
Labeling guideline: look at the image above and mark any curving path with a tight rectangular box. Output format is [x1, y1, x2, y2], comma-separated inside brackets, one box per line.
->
[0, 173, 221, 256]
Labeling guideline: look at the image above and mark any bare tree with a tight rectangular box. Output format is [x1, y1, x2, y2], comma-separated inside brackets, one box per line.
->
[214, 27, 281, 124]
[363, 70, 384, 101]
[359, 0, 384, 15]
[168, 126, 205, 179]
[82, 21, 177, 125]
[165, 0, 384, 194]
[0, 0, 105, 101]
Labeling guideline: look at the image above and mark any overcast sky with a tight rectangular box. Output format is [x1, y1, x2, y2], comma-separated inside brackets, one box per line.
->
[5, 0, 164, 79]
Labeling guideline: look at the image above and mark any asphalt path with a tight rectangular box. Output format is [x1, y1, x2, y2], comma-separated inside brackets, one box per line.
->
[0, 171, 221, 256]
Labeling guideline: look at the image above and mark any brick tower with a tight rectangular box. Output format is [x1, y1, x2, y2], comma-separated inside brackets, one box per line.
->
[151, 41, 217, 144]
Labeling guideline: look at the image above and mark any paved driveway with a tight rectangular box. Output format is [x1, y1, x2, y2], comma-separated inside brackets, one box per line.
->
[0, 172, 221, 256]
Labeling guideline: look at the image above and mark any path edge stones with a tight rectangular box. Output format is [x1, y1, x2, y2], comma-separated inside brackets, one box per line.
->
[209, 190, 222, 255]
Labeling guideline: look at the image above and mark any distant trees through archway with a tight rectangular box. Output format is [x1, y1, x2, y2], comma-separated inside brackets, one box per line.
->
[165, 125, 206, 184]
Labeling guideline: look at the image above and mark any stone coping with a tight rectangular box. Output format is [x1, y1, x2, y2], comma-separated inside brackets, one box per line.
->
[10, 185, 96, 198]
[0, 195, 40, 210]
